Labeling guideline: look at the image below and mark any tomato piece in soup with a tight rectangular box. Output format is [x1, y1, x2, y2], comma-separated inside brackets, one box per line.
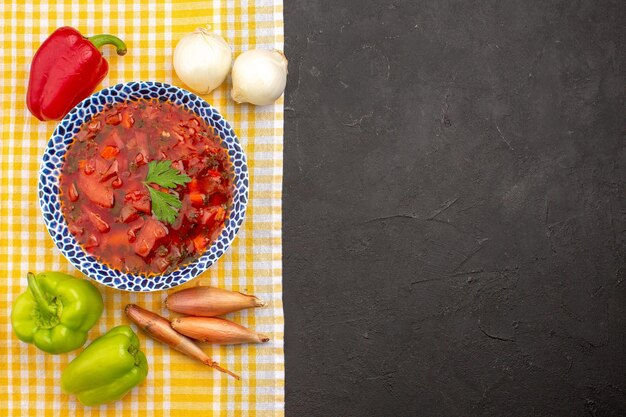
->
[77, 171, 114, 208]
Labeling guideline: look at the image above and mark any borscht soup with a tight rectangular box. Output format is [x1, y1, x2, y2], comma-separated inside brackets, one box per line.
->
[59, 99, 233, 275]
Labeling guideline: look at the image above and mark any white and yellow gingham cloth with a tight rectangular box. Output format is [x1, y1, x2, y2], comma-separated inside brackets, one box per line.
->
[0, 1, 285, 415]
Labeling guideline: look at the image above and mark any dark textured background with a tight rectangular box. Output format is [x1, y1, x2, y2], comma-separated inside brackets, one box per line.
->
[282, 0, 625, 415]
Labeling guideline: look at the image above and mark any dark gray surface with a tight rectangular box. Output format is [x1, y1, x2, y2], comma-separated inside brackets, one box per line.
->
[283, 1, 625, 416]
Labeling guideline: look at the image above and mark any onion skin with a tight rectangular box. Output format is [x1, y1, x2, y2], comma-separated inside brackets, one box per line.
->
[125, 304, 240, 380]
[173, 27, 232, 94]
[171, 317, 270, 345]
[165, 286, 267, 317]
[231, 49, 288, 105]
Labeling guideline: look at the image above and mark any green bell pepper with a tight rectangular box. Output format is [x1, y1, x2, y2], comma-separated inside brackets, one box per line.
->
[11, 271, 103, 354]
[61, 325, 149, 406]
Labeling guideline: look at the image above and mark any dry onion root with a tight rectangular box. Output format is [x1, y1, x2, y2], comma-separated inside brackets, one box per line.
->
[165, 286, 267, 317]
[171, 316, 270, 345]
[125, 304, 240, 380]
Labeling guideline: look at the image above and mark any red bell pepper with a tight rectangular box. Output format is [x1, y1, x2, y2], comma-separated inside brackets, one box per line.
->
[26, 27, 127, 121]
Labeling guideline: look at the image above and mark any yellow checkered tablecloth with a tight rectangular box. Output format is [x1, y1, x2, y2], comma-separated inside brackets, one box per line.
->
[0, 1, 284, 415]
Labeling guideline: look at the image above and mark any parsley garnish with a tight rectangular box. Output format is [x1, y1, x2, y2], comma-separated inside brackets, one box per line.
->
[143, 160, 191, 224]
[145, 160, 191, 188]
[146, 187, 182, 224]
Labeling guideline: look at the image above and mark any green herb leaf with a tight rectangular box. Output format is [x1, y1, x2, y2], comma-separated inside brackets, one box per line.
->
[145, 160, 191, 188]
[146, 187, 182, 225]
[143, 160, 190, 224]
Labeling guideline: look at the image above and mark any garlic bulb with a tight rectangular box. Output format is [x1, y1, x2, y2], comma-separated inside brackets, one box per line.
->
[173, 28, 232, 94]
[231, 49, 288, 105]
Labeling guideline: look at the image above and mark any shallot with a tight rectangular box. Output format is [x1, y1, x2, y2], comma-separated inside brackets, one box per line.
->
[125, 304, 240, 380]
[165, 286, 267, 317]
[171, 316, 270, 345]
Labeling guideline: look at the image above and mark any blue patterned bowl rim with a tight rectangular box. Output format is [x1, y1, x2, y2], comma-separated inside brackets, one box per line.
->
[38, 81, 249, 292]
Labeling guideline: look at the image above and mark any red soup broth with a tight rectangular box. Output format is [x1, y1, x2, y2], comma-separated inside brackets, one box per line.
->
[59, 99, 233, 275]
